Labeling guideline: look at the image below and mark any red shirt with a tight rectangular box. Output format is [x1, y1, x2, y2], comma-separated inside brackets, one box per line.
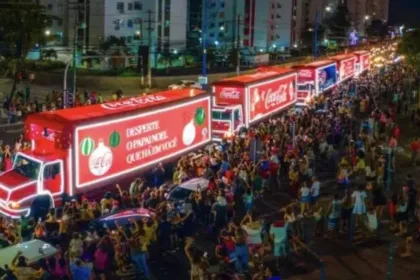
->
[410, 141, 420, 152]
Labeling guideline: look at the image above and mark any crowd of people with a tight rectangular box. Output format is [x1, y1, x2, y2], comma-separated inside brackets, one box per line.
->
[0, 61, 419, 280]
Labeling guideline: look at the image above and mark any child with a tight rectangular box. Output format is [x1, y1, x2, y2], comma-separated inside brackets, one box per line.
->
[326, 194, 342, 238]
[299, 183, 311, 214]
[365, 207, 378, 236]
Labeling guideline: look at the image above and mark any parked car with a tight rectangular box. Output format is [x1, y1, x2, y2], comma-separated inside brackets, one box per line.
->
[0, 239, 58, 278]
[168, 80, 202, 90]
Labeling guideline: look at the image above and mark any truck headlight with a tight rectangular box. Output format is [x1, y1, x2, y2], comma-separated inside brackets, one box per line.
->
[8, 201, 20, 209]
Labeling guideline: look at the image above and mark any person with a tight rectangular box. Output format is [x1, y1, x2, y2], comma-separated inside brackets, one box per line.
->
[129, 219, 151, 280]
[326, 194, 342, 238]
[299, 183, 311, 214]
[184, 237, 207, 280]
[270, 220, 288, 260]
[69, 233, 83, 259]
[243, 188, 254, 213]
[352, 185, 367, 227]
[9, 251, 40, 280]
[410, 138, 420, 166]
[395, 197, 408, 236]
[70, 258, 92, 280]
[365, 207, 378, 235]
[310, 176, 321, 205]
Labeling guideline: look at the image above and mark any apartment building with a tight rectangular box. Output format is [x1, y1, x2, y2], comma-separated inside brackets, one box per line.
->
[39, 0, 187, 63]
[205, 0, 296, 51]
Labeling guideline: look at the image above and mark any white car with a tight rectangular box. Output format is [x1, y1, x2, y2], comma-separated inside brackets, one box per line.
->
[168, 80, 202, 90]
[168, 177, 209, 202]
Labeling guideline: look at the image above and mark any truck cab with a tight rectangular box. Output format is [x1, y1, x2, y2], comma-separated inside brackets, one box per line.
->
[211, 104, 245, 141]
[0, 150, 66, 218]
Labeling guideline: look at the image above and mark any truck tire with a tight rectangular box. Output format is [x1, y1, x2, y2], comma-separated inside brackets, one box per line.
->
[30, 195, 52, 221]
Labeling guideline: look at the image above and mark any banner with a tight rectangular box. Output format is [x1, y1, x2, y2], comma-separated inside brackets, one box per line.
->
[248, 74, 297, 123]
[75, 97, 211, 187]
[316, 64, 337, 93]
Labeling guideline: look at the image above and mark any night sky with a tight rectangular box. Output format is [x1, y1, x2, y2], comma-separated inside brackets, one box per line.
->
[389, 0, 420, 27]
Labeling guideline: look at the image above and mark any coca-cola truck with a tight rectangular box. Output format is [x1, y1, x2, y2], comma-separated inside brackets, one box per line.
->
[293, 60, 338, 106]
[211, 68, 297, 141]
[353, 51, 371, 74]
[0, 89, 211, 218]
[328, 54, 357, 83]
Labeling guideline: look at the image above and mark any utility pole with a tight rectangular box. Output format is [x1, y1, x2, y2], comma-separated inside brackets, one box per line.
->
[236, 14, 241, 76]
[82, 0, 88, 54]
[146, 10, 153, 89]
[314, 9, 319, 59]
[201, 0, 208, 80]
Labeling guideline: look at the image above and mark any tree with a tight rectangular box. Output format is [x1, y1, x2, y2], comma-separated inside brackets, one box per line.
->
[158, 52, 179, 73]
[325, 4, 351, 43]
[301, 25, 326, 53]
[0, 0, 56, 99]
[397, 29, 420, 71]
[41, 49, 57, 60]
[366, 19, 388, 39]
[99, 36, 128, 69]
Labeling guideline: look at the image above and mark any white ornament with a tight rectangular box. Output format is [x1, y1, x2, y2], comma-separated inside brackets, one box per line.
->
[182, 120, 196, 146]
[88, 140, 113, 176]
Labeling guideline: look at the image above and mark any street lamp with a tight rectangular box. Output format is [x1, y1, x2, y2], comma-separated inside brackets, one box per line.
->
[215, 40, 219, 46]
[136, 30, 141, 35]
[325, 6, 332, 12]
[44, 30, 51, 36]
[173, 49, 178, 54]
[365, 15, 370, 20]
[220, 26, 225, 31]
[308, 28, 314, 32]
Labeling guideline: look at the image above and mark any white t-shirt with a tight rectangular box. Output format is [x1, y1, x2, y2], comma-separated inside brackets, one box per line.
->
[300, 187, 310, 197]
[311, 181, 320, 197]
[242, 225, 262, 245]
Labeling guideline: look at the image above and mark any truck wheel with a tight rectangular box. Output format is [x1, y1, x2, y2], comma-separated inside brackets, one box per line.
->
[30, 195, 52, 220]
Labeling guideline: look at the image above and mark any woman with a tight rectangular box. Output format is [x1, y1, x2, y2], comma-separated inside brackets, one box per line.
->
[93, 242, 109, 280]
[185, 238, 207, 280]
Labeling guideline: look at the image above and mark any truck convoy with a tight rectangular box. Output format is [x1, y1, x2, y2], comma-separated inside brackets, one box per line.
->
[0, 50, 371, 218]
[0, 88, 211, 218]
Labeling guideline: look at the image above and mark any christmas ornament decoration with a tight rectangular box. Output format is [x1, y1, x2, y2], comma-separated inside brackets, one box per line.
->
[109, 131, 121, 148]
[81, 137, 95, 156]
[89, 140, 113, 176]
[182, 120, 196, 146]
[194, 107, 206, 126]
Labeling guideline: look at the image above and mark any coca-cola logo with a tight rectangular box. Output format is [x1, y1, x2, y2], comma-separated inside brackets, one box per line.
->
[248, 71, 278, 79]
[264, 84, 289, 109]
[299, 70, 312, 78]
[89, 145, 113, 176]
[101, 95, 167, 110]
[219, 88, 240, 99]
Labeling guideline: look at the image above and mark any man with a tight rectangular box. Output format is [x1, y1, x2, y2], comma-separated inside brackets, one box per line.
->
[410, 138, 420, 166]
[70, 258, 93, 280]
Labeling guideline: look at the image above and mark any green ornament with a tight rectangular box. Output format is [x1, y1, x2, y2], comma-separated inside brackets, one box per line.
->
[109, 130, 121, 148]
[194, 107, 206, 126]
[80, 137, 95, 156]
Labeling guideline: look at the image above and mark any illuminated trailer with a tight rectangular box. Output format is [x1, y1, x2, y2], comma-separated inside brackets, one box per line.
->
[292, 60, 337, 106]
[328, 54, 357, 83]
[0, 89, 211, 218]
[353, 51, 371, 74]
[211, 68, 297, 141]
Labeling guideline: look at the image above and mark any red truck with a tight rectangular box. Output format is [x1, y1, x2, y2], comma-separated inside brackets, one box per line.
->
[353, 51, 371, 74]
[0, 88, 211, 218]
[211, 68, 297, 141]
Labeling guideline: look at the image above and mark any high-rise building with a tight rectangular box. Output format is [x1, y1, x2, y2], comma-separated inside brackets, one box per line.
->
[204, 0, 296, 50]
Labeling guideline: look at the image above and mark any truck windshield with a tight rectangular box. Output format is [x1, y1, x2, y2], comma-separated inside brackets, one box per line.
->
[13, 154, 41, 180]
[212, 111, 231, 120]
